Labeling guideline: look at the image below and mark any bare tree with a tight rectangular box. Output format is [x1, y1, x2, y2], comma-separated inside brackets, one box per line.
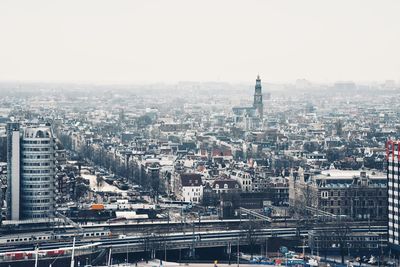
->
[242, 220, 262, 260]
[291, 182, 318, 232]
[96, 173, 104, 188]
[311, 217, 351, 264]
[333, 218, 351, 264]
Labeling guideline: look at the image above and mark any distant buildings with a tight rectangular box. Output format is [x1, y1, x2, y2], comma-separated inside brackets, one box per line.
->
[6, 122, 56, 220]
[232, 75, 264, 130]
[1, 79, 393, 230]
[334, 81, 357, 91]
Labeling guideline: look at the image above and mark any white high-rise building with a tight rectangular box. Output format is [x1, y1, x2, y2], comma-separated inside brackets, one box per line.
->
[6, 122, 21, 220]
[7, 123, 56, 220]
[387, 140, 400, 251]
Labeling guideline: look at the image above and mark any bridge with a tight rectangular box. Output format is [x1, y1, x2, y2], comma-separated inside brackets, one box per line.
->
[0, 225, 387, 255]
[239, 207, 272, 223]
[304, 206, 337, 218]
[101, 227, 301, 254]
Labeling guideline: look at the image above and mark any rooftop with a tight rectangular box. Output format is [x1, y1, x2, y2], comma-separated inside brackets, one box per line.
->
[316, 169, 385, 180]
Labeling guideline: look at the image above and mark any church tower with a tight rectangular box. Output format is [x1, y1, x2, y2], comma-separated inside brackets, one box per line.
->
[253, 75, 263, 119]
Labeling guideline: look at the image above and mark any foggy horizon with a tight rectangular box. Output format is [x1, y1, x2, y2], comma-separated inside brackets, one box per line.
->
[1, 0, 400, 84]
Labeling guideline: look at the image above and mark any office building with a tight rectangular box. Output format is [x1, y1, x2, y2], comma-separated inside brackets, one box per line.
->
[6, 122, 56, 220]
[6, 122, 21, 220]
[387, 140, 400, 251]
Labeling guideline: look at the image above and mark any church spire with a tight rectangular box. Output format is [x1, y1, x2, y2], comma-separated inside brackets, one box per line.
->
[253, 75, 263, 119]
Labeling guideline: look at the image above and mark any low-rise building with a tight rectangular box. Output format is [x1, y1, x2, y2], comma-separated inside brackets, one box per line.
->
[290, 168, 387, 221]
[179, 173, 203, 204]
[212, 178, 241, 195]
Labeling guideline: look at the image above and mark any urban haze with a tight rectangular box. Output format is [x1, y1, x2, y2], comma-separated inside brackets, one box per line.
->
[0, 1, 400, 267]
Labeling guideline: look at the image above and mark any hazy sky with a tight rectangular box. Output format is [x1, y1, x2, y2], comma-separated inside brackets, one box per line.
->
[0, 0, 399, 84]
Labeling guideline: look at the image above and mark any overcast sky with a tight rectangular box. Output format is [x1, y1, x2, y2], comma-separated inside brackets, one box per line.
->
[0, 0, 399, 84]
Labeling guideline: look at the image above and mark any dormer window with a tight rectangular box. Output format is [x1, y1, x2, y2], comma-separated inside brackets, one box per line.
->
[36, 130, 44, 138]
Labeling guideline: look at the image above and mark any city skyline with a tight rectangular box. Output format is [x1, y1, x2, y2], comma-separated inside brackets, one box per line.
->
[1, 0, 400, 84]
[1, 1, 400, 266]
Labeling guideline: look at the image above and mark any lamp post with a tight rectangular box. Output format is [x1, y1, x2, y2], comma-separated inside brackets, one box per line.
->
[237, 236, 240, 267]
[347, 242, 350, 265]
[228, 242, 231, 265]
[164, 239, 167, 263]
[191, 222, 196, 259]
[126, 241, 129, 264]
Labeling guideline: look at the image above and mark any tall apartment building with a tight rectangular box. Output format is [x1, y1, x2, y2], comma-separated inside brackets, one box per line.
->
[387, 140, 400, 251]
[6, 122, 21, 220]
[7, 122, 56, 220]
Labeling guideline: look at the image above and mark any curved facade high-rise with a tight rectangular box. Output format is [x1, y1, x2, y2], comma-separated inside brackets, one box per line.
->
[387, 140, 400, 252]
[21, 126, 56, 219]
[7, 123, 56, 220]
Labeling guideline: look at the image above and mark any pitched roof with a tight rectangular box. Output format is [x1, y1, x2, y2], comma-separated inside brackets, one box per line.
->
[212, 179, 240, 189]
[212, 148, 232, 157]
[181, 173, 202, 187]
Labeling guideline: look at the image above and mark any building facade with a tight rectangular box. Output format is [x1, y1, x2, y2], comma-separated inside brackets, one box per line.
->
[179, 173, 203, 204]
[6, 122, 20, 220]
[309, 230, 383, 255]
[387, 140, 400, 251]
[7, 123, 56, 220]
[290, 168, 387, 221]
[231, 170, 252, 192]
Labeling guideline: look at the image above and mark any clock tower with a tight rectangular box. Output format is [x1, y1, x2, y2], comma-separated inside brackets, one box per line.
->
[253, 75, 263, 119]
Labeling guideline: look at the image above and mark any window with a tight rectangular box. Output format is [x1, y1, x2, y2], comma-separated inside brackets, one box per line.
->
[321, 191, 329, 199]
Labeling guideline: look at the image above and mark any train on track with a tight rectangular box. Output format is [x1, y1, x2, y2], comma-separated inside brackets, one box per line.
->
[0, 228, 111, 246]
